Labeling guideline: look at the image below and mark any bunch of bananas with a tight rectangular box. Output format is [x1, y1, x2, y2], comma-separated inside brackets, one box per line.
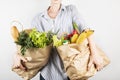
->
[71, 29, 94, 44]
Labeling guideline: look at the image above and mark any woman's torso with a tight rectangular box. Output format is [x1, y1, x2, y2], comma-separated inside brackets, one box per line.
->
[31, 4, 82, 80]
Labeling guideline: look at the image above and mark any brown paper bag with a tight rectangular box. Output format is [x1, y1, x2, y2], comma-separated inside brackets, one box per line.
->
[57, 39, 110, 80]
[12, 44, 52, 80]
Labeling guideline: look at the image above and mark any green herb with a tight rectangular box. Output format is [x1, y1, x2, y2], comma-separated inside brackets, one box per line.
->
[15, 31, 35, 55]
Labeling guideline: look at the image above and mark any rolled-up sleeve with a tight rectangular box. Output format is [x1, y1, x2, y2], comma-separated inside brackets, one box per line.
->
[70, 5, 89, 32]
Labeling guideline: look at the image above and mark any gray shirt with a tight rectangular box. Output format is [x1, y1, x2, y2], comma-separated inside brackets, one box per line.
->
[31, 4, 89, 80]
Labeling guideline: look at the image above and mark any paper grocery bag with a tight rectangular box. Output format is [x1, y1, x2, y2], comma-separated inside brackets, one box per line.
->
[12, 44, 52, 80]
[57, 39, 110, 80]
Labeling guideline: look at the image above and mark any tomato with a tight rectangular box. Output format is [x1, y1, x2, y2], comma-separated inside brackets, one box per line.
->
[67, 34, 73, 38]
[64, 34, 72, 40]
[72, 30, 78, 35]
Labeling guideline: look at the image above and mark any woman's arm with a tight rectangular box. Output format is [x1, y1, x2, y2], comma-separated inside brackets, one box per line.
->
[87, 34, 104, 71]
[87, 34, 97, 56]
[71, 5, 104, 71]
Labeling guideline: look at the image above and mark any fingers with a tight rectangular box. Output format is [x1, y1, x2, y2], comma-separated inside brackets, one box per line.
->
[93, 60, 103, 71]
[91, 54, 104, 71]
[87, 53, 104, 71]
[19, 63, 26, 71]
[12, 54, 27, 71]
[13, 64, 26, 71]
[20, 56, 27, 62]
[12, 64, 19, 69]
[26, 57, 32, 61]
[13, 61, 27, 71]
[96, 64, 103, 71]
[12, 56, 21, 68]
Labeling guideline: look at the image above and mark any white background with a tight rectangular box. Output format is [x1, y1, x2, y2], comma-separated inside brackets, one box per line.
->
[0, 0, 120, 80]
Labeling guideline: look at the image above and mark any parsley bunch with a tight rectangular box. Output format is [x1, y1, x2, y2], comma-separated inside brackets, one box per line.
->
[15, 31, 35, 55]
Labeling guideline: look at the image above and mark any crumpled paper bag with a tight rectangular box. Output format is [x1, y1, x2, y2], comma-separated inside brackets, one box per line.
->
[57, 39, 110, 80]
[12, 44, 52, 80]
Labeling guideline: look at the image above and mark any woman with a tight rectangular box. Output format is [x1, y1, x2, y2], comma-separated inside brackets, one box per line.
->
[13, 0, 104, 80]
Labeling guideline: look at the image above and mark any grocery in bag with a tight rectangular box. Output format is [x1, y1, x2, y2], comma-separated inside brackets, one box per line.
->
[11, 26, 53, 80]
[53, 23, 110, 80]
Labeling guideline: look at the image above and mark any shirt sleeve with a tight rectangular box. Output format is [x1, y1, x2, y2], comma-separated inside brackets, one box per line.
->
[31, 15, 43, 32]
[70, 5, 89, 32]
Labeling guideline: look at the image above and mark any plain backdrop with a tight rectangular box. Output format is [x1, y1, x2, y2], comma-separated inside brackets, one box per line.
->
[0, 0, 120, 80]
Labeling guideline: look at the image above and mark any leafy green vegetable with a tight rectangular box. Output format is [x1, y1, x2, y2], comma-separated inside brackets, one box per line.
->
[29, 29, 53, 48]
[52, 35, 63, 47]
[15, 31, 35, 55]
[73, 22, 80, 34]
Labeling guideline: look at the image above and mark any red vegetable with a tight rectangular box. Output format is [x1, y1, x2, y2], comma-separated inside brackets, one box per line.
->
[72, 30, 78, 35]
[64, 33, 73, 40]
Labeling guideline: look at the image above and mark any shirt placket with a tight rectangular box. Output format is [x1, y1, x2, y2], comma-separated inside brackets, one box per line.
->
[51, 19, 55, 32]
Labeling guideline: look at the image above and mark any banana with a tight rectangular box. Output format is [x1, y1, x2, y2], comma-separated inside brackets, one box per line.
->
[76, 30, 94, 44]
[71, 34, 79, 43]
[86, 30, 94, 37]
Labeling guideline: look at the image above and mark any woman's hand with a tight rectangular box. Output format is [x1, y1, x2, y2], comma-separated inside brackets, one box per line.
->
[93, 53, 104, 71]
[88, 53, 104, 71]
[12, 53, 27, 70]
